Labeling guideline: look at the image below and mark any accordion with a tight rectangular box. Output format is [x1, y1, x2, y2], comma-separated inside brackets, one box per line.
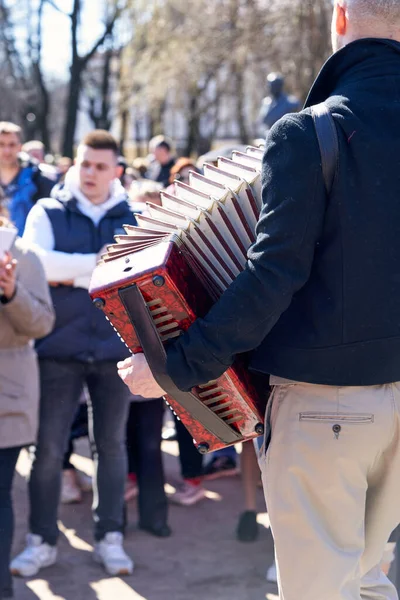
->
[89, 146, 268, 453]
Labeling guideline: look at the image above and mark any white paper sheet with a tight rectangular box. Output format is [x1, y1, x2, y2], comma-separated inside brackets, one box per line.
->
[0, 226, 17, 261]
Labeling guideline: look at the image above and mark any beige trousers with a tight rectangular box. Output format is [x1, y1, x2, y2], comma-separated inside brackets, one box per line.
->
[259, 378, 400, 600]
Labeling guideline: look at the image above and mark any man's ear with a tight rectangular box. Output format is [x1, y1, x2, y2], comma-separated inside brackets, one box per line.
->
[335, 1, 348, 36]
[116, 165, 124, 179]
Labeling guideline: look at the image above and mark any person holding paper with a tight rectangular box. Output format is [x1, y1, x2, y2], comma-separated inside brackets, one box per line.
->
[0, 212, 54, 600]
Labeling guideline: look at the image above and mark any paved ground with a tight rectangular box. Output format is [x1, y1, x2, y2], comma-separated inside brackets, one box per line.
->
[12, 440, 278, 600]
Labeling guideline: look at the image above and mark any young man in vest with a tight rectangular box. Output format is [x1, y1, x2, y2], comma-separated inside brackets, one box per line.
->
[12, 131, 136, 576]
[119, 2, 400, 598]
[0, 122, 54, 235]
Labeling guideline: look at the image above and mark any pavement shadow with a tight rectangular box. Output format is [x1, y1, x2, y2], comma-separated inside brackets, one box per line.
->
[13, 444, 276, 600]
[15, 577, 99, 600]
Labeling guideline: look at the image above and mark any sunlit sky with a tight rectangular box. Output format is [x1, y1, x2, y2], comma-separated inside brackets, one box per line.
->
[41, 0, 105, 79]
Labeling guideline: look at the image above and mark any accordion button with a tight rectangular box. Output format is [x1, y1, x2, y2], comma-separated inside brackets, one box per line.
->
[152, 275, 165, 287]
[197, 443, 210, 455]
[93, 298, 106, 310]
[255, 423, 265, 435]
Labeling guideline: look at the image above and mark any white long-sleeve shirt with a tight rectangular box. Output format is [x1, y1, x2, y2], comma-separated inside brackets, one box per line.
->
[23, 172, 128, 289]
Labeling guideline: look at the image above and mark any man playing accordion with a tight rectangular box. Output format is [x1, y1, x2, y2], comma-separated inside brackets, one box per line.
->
[119, 1, 400, 598]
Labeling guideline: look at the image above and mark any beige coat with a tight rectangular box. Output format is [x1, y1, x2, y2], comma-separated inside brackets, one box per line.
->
[0, 238, 55, 449]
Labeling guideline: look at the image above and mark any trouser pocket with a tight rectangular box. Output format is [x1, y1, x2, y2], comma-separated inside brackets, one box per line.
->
[299, 411, 374, 440]
[299, 412, 374, 424]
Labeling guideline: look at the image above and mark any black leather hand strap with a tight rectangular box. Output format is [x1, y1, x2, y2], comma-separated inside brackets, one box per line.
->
[311, 103, 339, 195]
[119, 284, 242, 445]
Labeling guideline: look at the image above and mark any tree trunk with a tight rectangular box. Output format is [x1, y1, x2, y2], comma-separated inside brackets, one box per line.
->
[232, 66, 249, 145]
[100, 48, 112, 130]
[62, 0, 119, 156]
[36, 71, 51, 150]
[119, 107, 129, 155]
[88, 46, 113, 130]
[31, 0, 51, 150]
[62, 63, 82, 157]
[62, 0, 81, 158]
[150, 100, 166, 137]
[148, 114, 155, 141]
[185, 92, 199, 156]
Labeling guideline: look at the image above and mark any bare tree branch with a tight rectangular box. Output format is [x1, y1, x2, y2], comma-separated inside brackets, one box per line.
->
[0, 0, 28, 83]
[63, 0, 126, 156]
[121, 0, 332, 154]
[82, 8, 121, 66]
[45, 0, 70, 17]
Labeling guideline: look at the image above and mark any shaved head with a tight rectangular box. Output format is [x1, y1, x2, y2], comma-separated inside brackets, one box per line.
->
[332, 0, 400, 51]
[346, 0, 400, 20]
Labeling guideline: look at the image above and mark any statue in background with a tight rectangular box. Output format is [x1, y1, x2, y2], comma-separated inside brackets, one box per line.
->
[258, 73, 300, 134]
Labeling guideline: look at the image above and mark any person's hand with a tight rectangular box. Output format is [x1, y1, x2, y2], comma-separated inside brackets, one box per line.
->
[118, 354, 166, 398]
[0, 252, 17, 300]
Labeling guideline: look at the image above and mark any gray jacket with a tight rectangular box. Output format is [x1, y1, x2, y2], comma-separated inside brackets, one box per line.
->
[0, 239, 55, 449]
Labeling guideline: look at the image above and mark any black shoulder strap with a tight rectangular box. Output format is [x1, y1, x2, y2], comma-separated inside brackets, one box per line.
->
[311, 103, 339, 195]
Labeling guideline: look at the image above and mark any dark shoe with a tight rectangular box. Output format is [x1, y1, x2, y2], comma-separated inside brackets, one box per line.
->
[236, 510, 259, 542]
[139, 522, 172, 538]
[202, 456, 239, 481]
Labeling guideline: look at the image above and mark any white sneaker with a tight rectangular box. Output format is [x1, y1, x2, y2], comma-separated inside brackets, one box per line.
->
[266, 561, 277, 583]
[169, 481, 206, 506]
[61, 469, 82, 504]
[75, 470, 92, 493]
[10, 534, 57, 577]
[93, 532, 133, 576]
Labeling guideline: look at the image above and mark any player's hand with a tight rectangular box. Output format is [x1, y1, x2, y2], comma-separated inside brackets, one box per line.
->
[117, 354, 166, 398]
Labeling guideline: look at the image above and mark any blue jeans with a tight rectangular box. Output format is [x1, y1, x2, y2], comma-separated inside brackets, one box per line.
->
[0, 446, 21, 599]
[29, 360, 131, 544]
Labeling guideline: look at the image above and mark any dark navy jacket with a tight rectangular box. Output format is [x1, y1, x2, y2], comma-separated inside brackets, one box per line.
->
[166, 38, 400, 389]
[35, 193, 137, 362]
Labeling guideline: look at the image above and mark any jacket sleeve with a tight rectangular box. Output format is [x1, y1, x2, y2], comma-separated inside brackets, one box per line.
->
[166, 112, 327, 390]
[22, 204, 97, 282]
[2, 246, 55, 339]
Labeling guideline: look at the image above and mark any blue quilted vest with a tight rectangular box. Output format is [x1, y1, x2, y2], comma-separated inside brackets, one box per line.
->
[35, 194, 137, 362]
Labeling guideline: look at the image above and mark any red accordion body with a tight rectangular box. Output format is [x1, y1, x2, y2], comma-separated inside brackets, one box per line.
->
[89, 236, 267, 453]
